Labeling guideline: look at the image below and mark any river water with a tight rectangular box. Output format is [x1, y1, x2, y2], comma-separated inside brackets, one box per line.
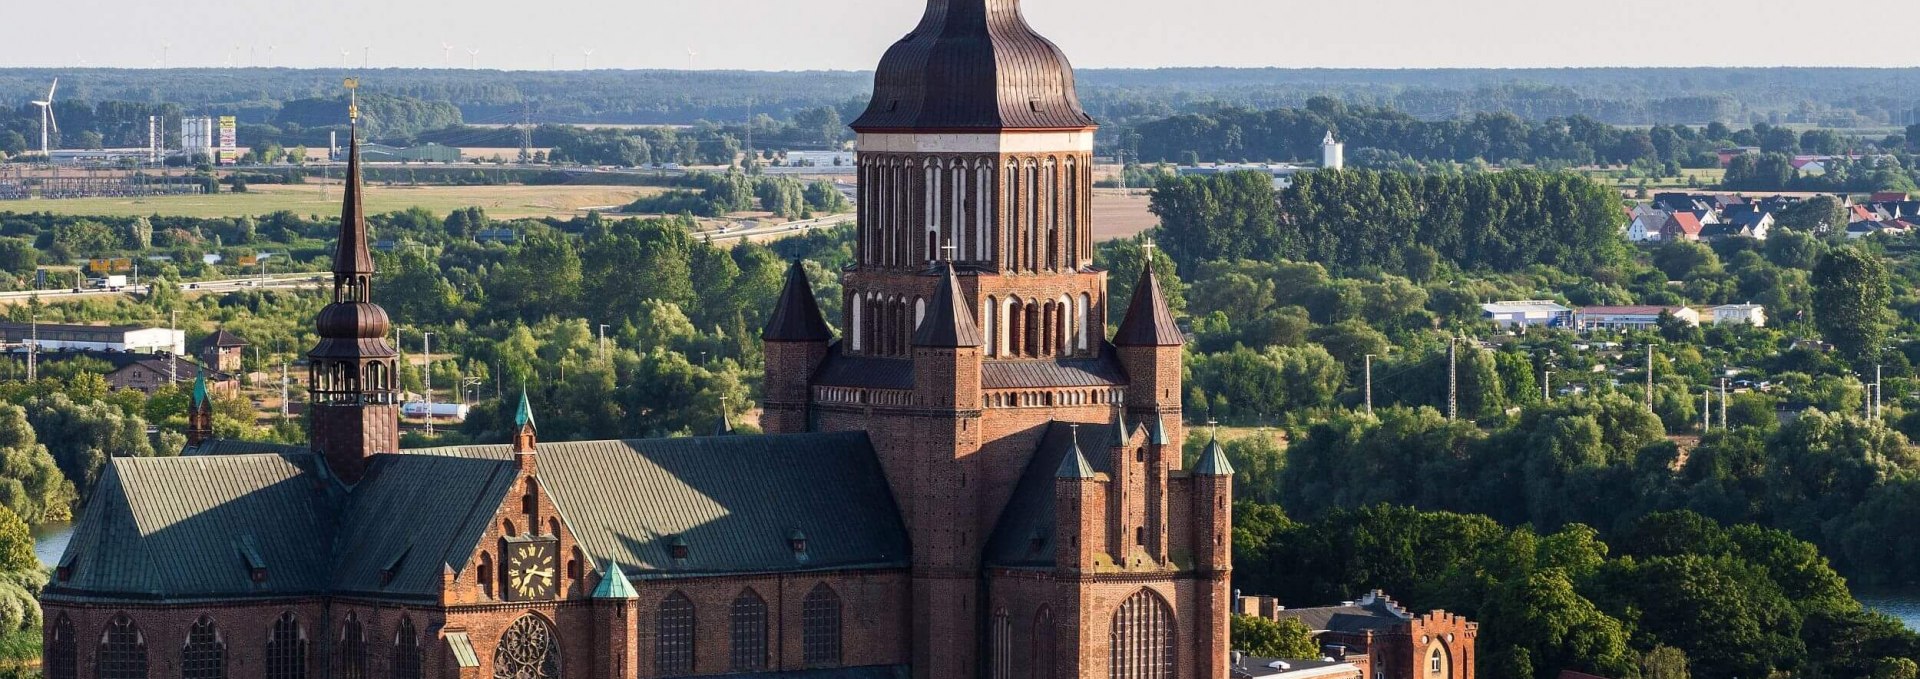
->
[21, 522, 1920, 629]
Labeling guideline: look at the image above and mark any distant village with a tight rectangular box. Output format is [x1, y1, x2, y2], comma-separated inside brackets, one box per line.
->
[1627, 189, 1918, 242]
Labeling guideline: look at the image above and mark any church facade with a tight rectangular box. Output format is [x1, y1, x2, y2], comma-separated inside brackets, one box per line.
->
[41, 1, 1232, 678]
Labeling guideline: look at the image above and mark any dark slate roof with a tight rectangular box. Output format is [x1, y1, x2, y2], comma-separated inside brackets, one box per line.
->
[1193, 435, 1234, 476]
[185, 438, 309, 457]
[330, 453, 519, 598]
[763, 260, 833, 342]
[1272, 593, 1414, 634]
[1113, 266, 1185, 347]
[198, 328, 247, 349]
[50, 453, 341, 602]
[986, 420, 1127, 568]
[413, 432, 908, 577]
[980, 352, 1126, 389]
[852, 0, 1095, 132]
[813, 349, 914, 390]
[912, 263, 983, 348]
[53, 432, 909, 603]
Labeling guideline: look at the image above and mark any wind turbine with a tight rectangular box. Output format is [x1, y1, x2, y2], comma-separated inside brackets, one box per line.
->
[340, 49, 352, 69]
[582, 48, 595, 70]
[686, 46, 699, 67]
[466, 48, 481, 68]
[31, 78, 57, 160]
[441, 42, 454, 66]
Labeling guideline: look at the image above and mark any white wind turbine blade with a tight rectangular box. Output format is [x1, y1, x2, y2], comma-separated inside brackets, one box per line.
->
[46, 78, 57, 103]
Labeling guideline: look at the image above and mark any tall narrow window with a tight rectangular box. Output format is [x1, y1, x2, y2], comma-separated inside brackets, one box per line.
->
[266, 612, 306, 679]
[656, 592, 696, 675]
[1109, 589, 1175, 679]
[493, 614, 560, 679]
[977, 163, 991, 261]
[1032, 606, 1056, 679]
[392, 617, 422, 679]
[48, 614, 76, 679]
[96, 614, 147, 679]
[1027, 163, 1040, 270]
[729, 589, 769, 671]
[1078, 293, 1092, 351]
[983, 297, 998, 358]
[337, 613, 366, 679]
[182, 617, 225, 679]
[990, 611, 1013, 679]
[802, 583, 842, 667]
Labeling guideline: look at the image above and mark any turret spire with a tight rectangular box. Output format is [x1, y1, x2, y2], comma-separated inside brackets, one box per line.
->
[1114, 246, 1184, 347]
[334, 77, 374, 296]
[512, 384, 538, 454]
[913, 262, 983, 347]
[763, 260, 832, 342]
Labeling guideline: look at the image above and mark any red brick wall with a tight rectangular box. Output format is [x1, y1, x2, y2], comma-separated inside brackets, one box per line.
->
[44, 599, 454, 679]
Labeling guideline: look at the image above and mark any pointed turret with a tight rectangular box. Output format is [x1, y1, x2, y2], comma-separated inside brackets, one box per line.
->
[1108, 407, 1129, 446]
[1056, 424, 1096, 479]
[334, 117, 375, 283]
[1114, 261, 1184, 347]
[511, 386, 538, 456]
[763, 260, 832, 342]
[591, 562, 636, 599]
[1193, 426, 1235, 477]
[712, 400, 735, 437]
[913, 262, 982, 348]
[186, 373, 213, 447]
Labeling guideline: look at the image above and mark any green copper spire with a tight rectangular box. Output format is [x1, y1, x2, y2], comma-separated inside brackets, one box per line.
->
[513, 385, 536, 431]
[591, 562, 637, 599]
[191, 373, 209, 407]
[1193, 421, 1235, 477]
[1056, 424, 1096, 479]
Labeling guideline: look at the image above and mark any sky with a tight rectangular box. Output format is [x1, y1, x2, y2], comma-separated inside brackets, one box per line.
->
[6, 0, 1916, 71]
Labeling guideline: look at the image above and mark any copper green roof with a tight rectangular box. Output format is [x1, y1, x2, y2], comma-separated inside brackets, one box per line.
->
[191, 373, 209, 407]
[1194, 433, 1235, 477]
[51, 431, 908, 604]
[592, 562, 637, 599]
[1056, 426, 1096, 479]
[513, 386, 536, 431]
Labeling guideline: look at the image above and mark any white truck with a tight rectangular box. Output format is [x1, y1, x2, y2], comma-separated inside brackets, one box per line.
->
[91, 275, 128, 291]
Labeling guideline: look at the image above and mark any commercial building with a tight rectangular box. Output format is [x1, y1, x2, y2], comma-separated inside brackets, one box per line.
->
[0, 321, 184, 355]
[1574, 305, 1700, 331]
[1712, 303, 1767, 327]
[1480, 301, 1572, 328]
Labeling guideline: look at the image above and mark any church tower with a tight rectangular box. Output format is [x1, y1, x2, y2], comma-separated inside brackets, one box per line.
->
[1322, 129, 1345, 170]
[308, 83, 399, 484]
[763, 2, 1225, 678]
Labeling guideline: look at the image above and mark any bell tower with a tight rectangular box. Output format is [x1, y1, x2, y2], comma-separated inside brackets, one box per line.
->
[308, 78, 399, 484]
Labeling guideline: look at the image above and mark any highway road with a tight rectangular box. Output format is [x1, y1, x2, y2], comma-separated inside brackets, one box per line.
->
[0, 273, 325, 302]
[701, 213, 856, 244]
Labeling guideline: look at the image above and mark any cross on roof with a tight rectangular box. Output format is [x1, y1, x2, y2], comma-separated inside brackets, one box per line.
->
[940, 243, 958, 262]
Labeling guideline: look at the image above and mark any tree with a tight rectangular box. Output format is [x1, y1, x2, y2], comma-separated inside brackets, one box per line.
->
[1641, 645, 1691, 679]
[0, 402, 74, 523]
[1482, 569, 1637, 679]
[0, 508, 33, 573]
[1231, 615, 1320, 659]
[1811, 247, 1891, 362]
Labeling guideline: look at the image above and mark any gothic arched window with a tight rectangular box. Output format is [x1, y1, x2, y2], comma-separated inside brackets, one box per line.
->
[96, 614, 148, 679]
[492, 614, 560, 679]
[656, 592, 695, 675]
[802, 583, 842, 667]
[266, 612, 307, 679]
[1109, 589, 1175, 679]
[337, 613, 366, 679]
[48, 614, 77, 679]
[392, 617, 422, 679]
[729, 589, 769, 671]
[182, 617, 226, 679]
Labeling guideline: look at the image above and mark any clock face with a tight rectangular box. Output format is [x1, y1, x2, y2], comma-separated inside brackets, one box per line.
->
[504, 539, 558, 602]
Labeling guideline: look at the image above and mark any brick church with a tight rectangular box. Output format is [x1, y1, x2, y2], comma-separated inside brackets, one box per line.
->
[41, 0, 1233, 678]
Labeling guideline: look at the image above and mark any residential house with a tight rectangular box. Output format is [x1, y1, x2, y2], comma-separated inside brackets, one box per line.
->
[1659, 212, 1704, 241]
[11, 349, 234, 394]
[1481, 301, 1572, 328]
[1626, 209, 1667, 242]
[1574, 305, 1700, 331]
[1702, 211, 1772, 241]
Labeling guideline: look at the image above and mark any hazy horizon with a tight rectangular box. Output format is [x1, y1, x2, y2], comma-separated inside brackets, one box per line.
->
[7, 0, 1916, 72]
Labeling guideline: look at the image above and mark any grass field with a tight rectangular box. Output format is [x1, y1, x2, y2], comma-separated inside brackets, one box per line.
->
[1092, 189, 1158, 242]
[4, 183, 667, 220]
[1580, 167, 1727, 190]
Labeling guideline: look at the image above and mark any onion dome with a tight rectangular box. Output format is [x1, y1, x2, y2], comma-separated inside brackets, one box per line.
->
[853, 0, 1095, 132]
